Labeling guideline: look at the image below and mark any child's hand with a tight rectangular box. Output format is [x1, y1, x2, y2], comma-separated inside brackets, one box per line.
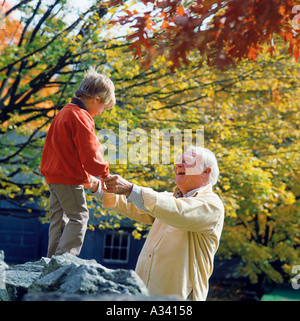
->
[84, 176, 100, 193]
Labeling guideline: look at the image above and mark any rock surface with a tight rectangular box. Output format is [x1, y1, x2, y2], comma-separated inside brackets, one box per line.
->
[0, 253, 150, 301]
[0, 250, 8, 269]
[23, 292, 183, 301]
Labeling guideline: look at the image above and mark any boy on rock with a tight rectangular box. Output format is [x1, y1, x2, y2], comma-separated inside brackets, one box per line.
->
[40, 67, 115, 257]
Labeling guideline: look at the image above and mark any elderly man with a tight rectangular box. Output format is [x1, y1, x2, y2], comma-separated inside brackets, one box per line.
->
[89, 146, 224, 301]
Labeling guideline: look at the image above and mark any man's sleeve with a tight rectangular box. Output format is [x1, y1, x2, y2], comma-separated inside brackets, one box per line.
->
[127, 184, 149, 212]
[90, 180, 104, 202]
[101, 190, 154, 225]
[72, 111, 109, 179]
[140, 187, 224, 233]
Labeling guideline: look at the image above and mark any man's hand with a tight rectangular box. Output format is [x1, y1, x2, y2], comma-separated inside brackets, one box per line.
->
[102, 174, 133, 197]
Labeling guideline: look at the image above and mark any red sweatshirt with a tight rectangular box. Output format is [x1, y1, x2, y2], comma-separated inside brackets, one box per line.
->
[40, 98, 109, 185]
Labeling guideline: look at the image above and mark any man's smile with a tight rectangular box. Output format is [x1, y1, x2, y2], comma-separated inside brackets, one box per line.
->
[175, 167, 186, 175]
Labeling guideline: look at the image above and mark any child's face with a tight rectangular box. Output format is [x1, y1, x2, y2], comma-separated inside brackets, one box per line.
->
[89, 98, 106, 117]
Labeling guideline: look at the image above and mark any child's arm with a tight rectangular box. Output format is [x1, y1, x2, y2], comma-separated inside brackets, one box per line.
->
[72, 110, 109, 179]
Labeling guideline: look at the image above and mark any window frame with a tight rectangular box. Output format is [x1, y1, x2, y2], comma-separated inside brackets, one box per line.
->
[103, 231, 131, 264]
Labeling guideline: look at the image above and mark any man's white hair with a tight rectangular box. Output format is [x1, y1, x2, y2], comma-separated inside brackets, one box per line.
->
[185, 146, 219, 186]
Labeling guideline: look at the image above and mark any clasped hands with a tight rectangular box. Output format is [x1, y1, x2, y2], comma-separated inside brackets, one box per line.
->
[85, 174, 133, 197]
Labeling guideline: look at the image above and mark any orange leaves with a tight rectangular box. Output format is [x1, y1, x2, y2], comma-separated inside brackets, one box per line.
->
[247, 45, 263, 61]
[114, 0, 300, 71]
[145, 15, 156, 31]
[161, 19, 169, 29]
[0, 2, 23, 49]
[176, 5, 185, 16]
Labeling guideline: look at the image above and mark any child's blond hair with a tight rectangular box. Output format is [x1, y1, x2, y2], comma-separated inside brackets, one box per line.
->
[75, 67, 116, 109]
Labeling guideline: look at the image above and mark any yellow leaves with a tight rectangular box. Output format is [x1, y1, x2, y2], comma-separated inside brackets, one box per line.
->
[93, 213, 102, 218]
[93, 13, 100, 21]
[132, 229, 142, 240]
[133, 222, 146, 232]
[146, 100, 163, 111]
[125, 70, 134, 78]
[282, 192, 296, 205]
[108, 6, 117, 16]
[152, 55, 172, 70]
[219, 130, 227, 140]
[224, 195, 240, 218]
[87, 224, 95, 231]
[207, 90, 215, 98]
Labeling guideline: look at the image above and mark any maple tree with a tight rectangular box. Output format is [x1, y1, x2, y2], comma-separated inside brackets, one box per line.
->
[116, 0, 300, 70]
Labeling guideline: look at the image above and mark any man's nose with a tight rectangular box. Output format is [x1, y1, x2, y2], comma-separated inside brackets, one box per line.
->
[175, 163, 185, 170]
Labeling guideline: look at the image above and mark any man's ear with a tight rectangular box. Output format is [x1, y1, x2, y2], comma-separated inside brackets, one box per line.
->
[203, 167, 212, 176]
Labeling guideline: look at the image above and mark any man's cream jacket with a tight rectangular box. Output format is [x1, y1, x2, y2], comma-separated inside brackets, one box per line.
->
[102, 183, 224, 301]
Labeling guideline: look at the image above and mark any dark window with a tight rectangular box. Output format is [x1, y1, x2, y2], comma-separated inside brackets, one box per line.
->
[103, 232, 130, 263]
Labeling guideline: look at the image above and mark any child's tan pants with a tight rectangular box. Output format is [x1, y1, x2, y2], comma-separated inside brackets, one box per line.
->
[47, 184, 89, 257]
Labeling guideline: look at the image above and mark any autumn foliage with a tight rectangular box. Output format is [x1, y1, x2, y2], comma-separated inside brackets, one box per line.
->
[116, 0, 300, 70]
[0, 0, 299, 299]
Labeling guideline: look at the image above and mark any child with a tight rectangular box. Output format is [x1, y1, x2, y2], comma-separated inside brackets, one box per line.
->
[40, 67, 115, 257]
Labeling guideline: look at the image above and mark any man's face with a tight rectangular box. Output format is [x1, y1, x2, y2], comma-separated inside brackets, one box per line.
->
[174, 150, 204, 187]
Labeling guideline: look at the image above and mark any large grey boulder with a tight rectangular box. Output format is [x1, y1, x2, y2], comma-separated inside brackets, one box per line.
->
[29, 253, 149, 297]
[1, 253, 150, 301]
[0, 257, 49, 301]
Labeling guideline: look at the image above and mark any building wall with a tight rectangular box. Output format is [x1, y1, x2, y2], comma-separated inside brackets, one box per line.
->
[0, 200, 145, 269]
[0, 214, 47, 263]
[80, 229, 145, 270]
[0, 199, 47, 263]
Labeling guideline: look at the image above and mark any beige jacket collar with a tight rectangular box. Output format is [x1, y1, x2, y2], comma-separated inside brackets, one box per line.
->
[173, 184, 212, 198]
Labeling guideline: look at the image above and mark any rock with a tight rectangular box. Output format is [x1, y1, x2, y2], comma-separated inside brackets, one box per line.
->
[24, 292, 183, 301]
[0, 256, 49, 301]
[13, 257, 50, 272]
[29, 253, 149, 297]
[40, 253, 97, 277]
[1, 253, 150, 301]
[0, 251, 8, 301]
[0, 250, 8, 269]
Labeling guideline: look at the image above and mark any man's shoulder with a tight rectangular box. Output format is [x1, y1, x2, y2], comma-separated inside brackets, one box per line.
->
[194, 188, 224, 211]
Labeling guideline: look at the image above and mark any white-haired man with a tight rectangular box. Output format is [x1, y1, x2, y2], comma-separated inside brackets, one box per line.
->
[89, 146, 224, 301]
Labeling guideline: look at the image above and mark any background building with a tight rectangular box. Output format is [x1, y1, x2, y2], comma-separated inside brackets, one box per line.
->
[0, 198, 145, 270]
